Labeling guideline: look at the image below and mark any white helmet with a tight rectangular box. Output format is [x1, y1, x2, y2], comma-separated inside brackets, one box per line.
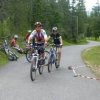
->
[34, 22, 42, 26]
[52, 27, 58, 31]
[28, 30, 31, 33]
[14, 35, 18, 38]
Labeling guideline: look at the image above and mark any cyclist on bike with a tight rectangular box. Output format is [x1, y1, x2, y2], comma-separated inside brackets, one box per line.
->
[27, 22, 48, 56]
[48, 27, 63, 67]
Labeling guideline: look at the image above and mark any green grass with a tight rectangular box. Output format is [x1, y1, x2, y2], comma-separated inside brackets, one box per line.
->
[87, 37, 100, 42]
[63, 38, 88, 46]
[82, 46, 100, 77]
[0, 51, 8, 67]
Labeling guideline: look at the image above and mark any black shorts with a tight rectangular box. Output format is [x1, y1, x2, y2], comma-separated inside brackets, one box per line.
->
[35, 43, 44, 54]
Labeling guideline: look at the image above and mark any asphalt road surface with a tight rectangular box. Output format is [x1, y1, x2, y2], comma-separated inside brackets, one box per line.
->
[0, 41, 100, 100]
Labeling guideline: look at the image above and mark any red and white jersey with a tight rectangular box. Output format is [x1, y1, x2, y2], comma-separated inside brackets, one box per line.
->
[28, 29, 47, 43]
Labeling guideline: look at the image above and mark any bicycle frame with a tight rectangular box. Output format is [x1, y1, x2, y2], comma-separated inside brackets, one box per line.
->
[49, 44, 58, 63]
[31, 49, 39, 69]
[49, 46, 56, 64]
[31, 45, 45, 69]
[0, 38, 18, 61]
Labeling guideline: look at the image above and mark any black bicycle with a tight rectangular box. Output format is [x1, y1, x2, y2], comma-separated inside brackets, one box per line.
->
[0, 37, 18, 61]
[25, 43, 34, 63]
[48, 44, 60, 72]
[30, 43, 49, 81]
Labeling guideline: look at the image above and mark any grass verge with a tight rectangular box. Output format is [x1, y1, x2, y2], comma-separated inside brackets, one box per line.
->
[63, 38, 88, 46]
[82, 46, 100, 77]
[0, 51, 8, 67]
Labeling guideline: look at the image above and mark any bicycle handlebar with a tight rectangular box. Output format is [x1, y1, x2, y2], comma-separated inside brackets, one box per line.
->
[48, 44, 62, 47]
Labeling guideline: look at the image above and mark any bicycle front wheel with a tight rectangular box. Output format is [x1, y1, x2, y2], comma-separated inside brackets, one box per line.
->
[30, 58, 36, 81]
[55, 54, 59, 68]
[44, 50, 49, 66]
[48, 57, 52, 73]
[38, 64, 43, 75]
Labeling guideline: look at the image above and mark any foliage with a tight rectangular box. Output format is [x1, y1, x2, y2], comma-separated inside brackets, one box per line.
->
[87, 1, 100, 40]
[0, 0, 95, 43]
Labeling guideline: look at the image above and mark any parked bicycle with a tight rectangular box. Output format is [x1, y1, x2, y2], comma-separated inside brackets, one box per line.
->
[48, 44, 60, 72]
[30, 43, 49, 81]
[0, 37, 18, 61]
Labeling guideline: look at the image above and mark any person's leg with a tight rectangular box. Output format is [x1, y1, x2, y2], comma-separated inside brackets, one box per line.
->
[57, 47, 61, 66]
[13, 46, 23, 54]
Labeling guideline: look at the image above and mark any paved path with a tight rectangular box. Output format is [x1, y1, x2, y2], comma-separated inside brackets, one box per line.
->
[0, 41, 100, 100]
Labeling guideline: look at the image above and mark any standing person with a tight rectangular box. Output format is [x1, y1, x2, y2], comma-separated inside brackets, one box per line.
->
[27, 22, 48, 56]
[48, 27, 63, 67]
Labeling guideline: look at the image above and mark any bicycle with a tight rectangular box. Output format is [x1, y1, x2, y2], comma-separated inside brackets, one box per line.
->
[0, 37, 18, 61]
[30, 43, 49, 81]
[48, 44, 61, 72]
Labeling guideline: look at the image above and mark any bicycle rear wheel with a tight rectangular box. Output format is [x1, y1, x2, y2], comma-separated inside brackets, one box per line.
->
[30, 58, 36, 81]
[26, 49, 33, 63]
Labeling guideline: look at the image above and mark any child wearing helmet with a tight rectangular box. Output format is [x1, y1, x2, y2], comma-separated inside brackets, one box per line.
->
[28, 22, 48, 45]
[48, 27, 63, 67]
[10, 35, 19, 47]
[27, 22, 48, 61]
[10, 35, 24, 54]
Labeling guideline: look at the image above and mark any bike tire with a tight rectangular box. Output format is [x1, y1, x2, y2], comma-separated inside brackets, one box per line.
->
[30, 58, 36, 81]
[8, 55, 14, 61]
[9, 50, 18, 61]
[55, 54, 59, 68]
[38, 64, 43, 75]
[44, 50, 49, 66]
[26, 49, 33, 63]
[12, 53, 18, 61]
[48, 57, 52, 73]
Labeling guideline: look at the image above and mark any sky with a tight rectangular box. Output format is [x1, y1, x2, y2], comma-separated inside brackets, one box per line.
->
[85, 0, 99, 11]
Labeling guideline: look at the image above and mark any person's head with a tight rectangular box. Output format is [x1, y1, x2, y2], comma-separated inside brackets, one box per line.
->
[14, 35, 18, 40]
[52, 27, 58, 34]
[34, 22, 42, 33]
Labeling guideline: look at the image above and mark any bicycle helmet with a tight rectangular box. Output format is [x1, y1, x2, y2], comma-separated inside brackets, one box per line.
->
[28, 30, 31, 33]
[52, 27, 58, 31]
[34, 22, 42, 26]
[14, 35, 18, 39]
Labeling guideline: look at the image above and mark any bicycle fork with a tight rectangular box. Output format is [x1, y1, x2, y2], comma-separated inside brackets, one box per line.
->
[50, 49, 56, 64]
[31, 53, 39, 69]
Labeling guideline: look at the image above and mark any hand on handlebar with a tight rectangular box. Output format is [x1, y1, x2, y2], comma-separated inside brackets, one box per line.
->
[60, 44, 63, 48]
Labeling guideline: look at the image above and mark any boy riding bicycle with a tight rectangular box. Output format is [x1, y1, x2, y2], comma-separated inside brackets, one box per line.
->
[27, 22, 48, 57]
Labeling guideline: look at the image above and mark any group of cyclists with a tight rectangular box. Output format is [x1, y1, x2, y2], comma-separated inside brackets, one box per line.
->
[10, 22, 63, 66]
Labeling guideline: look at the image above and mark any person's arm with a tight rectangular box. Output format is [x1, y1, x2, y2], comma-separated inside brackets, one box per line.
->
[59, 36, 63, 46]
[42, 29, 48, 44]
[27, 30, 35, 44]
